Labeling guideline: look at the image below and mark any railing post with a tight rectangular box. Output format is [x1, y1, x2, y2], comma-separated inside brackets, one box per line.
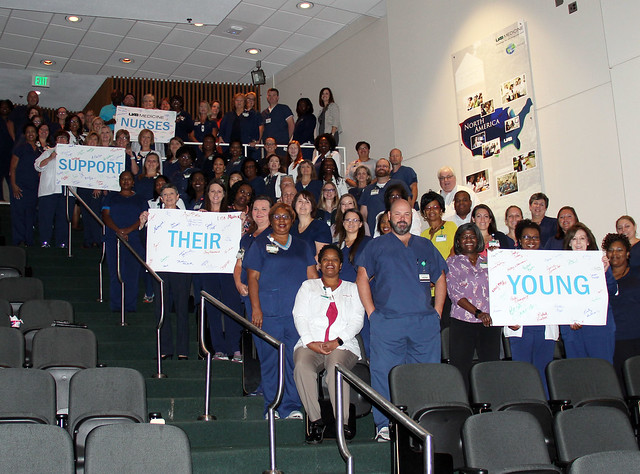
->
[197, 294, 215, 419]
[65, 186, 72, 257]
[335, 369, 354, 474]
[152, 279, 167, 379]
[116, 239, 127, 326]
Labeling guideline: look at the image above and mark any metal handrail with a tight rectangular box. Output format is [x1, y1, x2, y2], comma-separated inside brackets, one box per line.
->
[334, 364, 434, 474]
[67, 187, 167, 379]
[199, 290, 284, 474]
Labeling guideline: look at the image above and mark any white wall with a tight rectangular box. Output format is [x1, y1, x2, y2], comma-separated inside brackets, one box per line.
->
[272, 15, 396, 166]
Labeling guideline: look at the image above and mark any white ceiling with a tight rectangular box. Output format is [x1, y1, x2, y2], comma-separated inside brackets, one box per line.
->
[0, 0, 386, 109]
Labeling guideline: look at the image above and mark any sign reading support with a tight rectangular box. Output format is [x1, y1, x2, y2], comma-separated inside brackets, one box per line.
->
[55, 144, 125, 191]
[488, 249, 608, 326]
[114, 106, 176, 143]
[146, 209, 242, 274]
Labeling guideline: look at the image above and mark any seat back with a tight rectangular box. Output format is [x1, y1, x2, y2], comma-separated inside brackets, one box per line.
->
[19, 299, 75, 365]
[554, 406, 639, 464]
[0, 298, 12, 325]
[0, 368, 57, 425]
[0, 424, 74, 473]
[568, 450, 640, 474]
[0, 246, 26, 277]
[68, 367, 148, 469]
[84, 424, 192, 474]
[470, 360, 547, 408]
[546, 358, 627, 412]
[0, 327, 24, 368]
[463, 411, 555, 472]
[0, 277, 44, 313]
[390, 363, 472, 469]
[31, 327, 97, 415]
[623, 355, 640, 397]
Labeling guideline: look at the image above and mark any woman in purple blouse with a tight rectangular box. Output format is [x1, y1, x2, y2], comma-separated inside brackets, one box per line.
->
[446, 222, 502, 387]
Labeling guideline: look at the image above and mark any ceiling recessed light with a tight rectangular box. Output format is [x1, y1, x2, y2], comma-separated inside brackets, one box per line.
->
[65, 15, 81, 23]
[194, 22, 204, 27]
[246, 48, 261, 55]
[119, 58, 134, 64]
[297, 2, 314, 9]
[40, 59, 55, 66]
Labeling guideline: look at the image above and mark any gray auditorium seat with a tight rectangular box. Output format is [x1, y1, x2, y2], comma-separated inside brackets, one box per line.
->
[19, 299, 74, 365]
[31, 327, 97, 415]
[0, 368, 57, 425]
[68, 367, 148, 471]
[0, 424, 74, 473]
[0, 276, 44, 314]
[568, 450, 640, 474]
[84, 424, 192, 474]
[0, 245, 26, 279]
[0, 327, 24, 368]
[0, 298, 11, 326]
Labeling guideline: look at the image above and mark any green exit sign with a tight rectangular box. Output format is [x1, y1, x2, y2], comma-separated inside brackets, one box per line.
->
[32, 75, 50, 87]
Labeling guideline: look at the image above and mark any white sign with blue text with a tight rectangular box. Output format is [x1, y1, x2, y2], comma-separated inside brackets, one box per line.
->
[488, 249, 608, 326]
[146, 209, 242, 274]
[114, 106, 176, 143]
[55, 144, 125, 191]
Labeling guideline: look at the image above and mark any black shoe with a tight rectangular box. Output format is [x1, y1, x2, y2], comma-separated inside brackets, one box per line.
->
[305, 419, 325, 444]
[343, 424, 355, 441]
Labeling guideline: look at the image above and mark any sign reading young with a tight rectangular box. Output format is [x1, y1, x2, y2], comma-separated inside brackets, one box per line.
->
[488, 249, 608, 326]
[146, 209, 242, 274]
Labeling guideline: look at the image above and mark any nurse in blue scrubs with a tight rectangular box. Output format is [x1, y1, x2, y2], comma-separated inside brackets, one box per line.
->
[244, 202, 318, 418]
[102, 171, 148, 312]
[290, 190, 332, 256]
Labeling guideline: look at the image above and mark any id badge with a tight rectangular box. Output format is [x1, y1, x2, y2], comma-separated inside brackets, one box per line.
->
[236, 248, 245, 260]
[419, 273, 430, 283]
[435, 235, 447, 242]
[265, 118, 272, 124]
[266, 243, 279, 254]
[371, 188, 380, 196]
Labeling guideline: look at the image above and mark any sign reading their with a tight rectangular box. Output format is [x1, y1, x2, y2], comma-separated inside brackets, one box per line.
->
[55, 144, 125, 191]
[488, 249, 608, 326]
[146, 209, 242, 274]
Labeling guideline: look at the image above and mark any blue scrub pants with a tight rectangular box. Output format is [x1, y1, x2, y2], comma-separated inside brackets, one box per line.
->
[202, 273, 244, 356]
[77, 188, 103, 246]
[370, 310, 441, 429]
[254, 314, 301, 417]
[105, 236, 143, 312]
[560, 325, 615, 364]
[509, 326, 555, 396]
[38, 193, 73, 246]
[10, 190, 37, 245]
[154, 272, 192, 357]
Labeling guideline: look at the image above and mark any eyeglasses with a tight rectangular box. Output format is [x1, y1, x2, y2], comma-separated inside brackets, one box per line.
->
[521, 235, 540, 241]
[424, 205, 441, 211]
[438, 175, 454, 181]
[344, 218, 361, 223]
[323, 189, 336, 193]
[272, 214, 291, 221]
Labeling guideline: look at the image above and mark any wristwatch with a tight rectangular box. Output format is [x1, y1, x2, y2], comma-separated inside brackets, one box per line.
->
[474, 308, 482, 317]
[337, 337, 344, 346]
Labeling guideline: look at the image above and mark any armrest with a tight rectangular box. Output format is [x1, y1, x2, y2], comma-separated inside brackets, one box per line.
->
[56, 413, 68, 429]
[471, 402, 491, 414]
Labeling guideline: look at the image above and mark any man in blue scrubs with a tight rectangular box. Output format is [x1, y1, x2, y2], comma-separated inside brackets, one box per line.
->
[356, 199, 448, 442]
[359, 158, 410, 232]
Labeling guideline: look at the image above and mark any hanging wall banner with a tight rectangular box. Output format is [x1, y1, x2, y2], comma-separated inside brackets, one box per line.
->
[488, 249, 608, 326]
[114, 106, 176, 143]
[452, 20, 541, 229]
[146, 209, 242, 274]
[55, 144, 125, 191]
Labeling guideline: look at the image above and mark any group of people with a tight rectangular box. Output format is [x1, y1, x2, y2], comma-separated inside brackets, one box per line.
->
[4, 87, 640, 446]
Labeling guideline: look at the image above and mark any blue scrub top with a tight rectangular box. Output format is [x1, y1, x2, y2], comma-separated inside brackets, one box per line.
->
[134, 176, 155, 202]
[390, 165, 417, 199]
[295, 180, 323, 204]
[101, 191, 148, 241]
[358, 179, 410, 231]
[290, 218, 332, 254]
[610, 267, 640, 340]
[12, 142, 40, 191]
[340, 236, 372, 283]
[539, 216, 557, 247]
[243, 230, 316, 316]
[261, 104, 293, 146]
[356, 233, 448, 318]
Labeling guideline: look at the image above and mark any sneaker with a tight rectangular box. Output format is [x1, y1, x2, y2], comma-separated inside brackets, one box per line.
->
[143, 295, 154, 303]
[264, 411, 280, 420]
[231, 351, 243, 363]
[286, 410, 303, 420]
[375, 426, 390, 443]
[306, 419, 326, 444]
[213, 352, 229, 361]
[41, 242, 50, 248]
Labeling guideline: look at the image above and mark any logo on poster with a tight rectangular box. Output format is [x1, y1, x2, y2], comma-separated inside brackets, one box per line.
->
[506, 43, 516, 54]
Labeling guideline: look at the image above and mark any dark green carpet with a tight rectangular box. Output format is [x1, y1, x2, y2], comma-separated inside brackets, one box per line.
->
[5, 205, 390, 473]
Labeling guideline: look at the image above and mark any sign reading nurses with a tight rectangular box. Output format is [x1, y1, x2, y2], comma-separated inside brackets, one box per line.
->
[146, 209, 242, 274]
[488, 249, 608, 326]
[114, 106, 176, 143]
[55, 144, 125, 191]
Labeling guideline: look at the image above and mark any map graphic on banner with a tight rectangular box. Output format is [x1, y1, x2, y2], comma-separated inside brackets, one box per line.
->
[146, 209, 242, 274]
[114, 106, 176, 143]
[488, 249, 608, 326]
[55, 144, 125, 191]
[452, 20, 542, 227]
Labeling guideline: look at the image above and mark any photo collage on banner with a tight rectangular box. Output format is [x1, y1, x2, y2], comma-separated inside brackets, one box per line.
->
[452, 20, 542, 230]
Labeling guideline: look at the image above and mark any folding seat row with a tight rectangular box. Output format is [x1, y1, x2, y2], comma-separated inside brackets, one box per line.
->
[0, 245, 27, 279]
[0, 276, 43, 314]
[0, 423, 192, 474]
[389, 359, 640, 471]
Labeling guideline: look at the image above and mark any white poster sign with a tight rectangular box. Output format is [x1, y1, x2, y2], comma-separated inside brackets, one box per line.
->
[55, 144, 125, 191]
[146, 209, 242, 274]
[114, 106, 176, 143]
[488, 249, 608, 326]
